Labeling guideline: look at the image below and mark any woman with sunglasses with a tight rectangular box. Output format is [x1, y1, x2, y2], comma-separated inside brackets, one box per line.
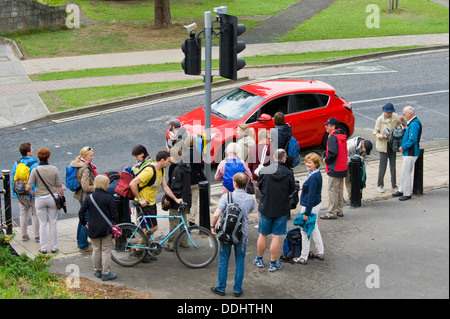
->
[69, 146, 98, 253]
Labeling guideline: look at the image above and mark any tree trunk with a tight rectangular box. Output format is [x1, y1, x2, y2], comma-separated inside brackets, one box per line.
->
[153, 0, 173, 29]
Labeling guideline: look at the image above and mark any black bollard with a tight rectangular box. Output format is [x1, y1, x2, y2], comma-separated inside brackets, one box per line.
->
[2, 170, 13, 235]
[198, 180, 210, 229]
[350, 157, 361, 208]
[413, 148, 424, 196]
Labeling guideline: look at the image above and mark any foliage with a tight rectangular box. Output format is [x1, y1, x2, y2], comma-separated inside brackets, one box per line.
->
[0, 244, 76, 299]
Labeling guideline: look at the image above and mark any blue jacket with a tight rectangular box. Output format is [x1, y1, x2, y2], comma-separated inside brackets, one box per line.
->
[299, 169, 322, 216]
[401, 117, 422, 157]
[11, 156, 39, 198]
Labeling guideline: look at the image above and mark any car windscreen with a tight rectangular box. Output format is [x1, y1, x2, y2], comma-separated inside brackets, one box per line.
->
[211, 88, 264, 121]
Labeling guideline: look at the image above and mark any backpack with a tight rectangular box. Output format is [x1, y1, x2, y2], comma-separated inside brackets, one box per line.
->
[285, 136, 301, 168]
[280, 228, 302, 262]
[115, 164, 163, 199]
[13, 159, 33, 195]
[390, 128, 405, 152]
[65, 166, 90, 192]
[216, 193, 244, 245]
[223, 158, 245, 192]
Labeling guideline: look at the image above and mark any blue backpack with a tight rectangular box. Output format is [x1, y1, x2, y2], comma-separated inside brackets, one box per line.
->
[280, 228, 302, 262]
[286, 136, 301, 168]
[65, 166, 89, 192]
[223, 158, 245, 192]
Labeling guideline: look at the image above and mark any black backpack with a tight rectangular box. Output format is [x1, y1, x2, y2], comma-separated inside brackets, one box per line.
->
[216, 193, 243, 245]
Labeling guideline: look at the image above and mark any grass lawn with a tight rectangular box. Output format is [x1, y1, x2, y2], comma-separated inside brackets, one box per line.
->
[282, 0, 449, 41]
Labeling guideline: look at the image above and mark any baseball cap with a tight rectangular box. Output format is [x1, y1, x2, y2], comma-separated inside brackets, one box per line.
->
[324, 117, 339, 126]
[363, 140, 373, 155]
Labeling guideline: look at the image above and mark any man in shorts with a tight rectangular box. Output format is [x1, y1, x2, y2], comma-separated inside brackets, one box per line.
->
[129, 150, 182, 262]
[253, 149, 295, 272]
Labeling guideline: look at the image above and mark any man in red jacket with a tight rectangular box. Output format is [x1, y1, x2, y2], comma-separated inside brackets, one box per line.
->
[321, 118, 348, 220]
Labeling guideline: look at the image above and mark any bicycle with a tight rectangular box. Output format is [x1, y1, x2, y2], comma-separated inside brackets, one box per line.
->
[111, 200, 218, 268]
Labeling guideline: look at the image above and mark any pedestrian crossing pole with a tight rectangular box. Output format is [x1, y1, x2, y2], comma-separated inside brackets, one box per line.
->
[204, 11, 212, 188]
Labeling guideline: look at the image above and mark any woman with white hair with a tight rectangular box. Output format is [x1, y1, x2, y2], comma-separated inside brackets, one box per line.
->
[215, 143, 252, 195]
[79, 175, 118, 281]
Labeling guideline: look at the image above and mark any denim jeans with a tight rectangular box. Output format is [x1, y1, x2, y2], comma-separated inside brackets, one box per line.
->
[77, 200, 89, 250]
[217, 240, 247, 294]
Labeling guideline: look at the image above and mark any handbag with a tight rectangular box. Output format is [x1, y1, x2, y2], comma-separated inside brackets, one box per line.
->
[254, 145, 268, 177]
[35, 168, 66, 212]
[89, 194, 122, 239]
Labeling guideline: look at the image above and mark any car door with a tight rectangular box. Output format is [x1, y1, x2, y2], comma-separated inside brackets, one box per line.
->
[245, 95, 289, 143]
[287, 93, 330, 147]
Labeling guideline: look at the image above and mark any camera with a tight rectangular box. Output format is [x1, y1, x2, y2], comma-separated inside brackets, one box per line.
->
[184, 23, 197, 33]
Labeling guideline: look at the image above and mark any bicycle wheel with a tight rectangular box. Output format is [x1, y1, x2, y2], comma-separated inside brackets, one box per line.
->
[111, 223, 148, 267]
[175, 225, 218, 268]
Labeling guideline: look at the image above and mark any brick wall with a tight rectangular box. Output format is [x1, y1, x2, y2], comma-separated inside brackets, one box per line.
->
[0, 0, 66, 33]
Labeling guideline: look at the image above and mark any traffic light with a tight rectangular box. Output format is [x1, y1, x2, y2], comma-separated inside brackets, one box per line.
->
[182, 34, 202, 75]
[219, 14, 246, 81]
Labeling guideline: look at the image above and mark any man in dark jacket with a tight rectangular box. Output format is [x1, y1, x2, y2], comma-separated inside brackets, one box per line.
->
[253, 149, 295, 272]
[165, 146, 192, 251]
[321, 117, 348, 220]
[270, 112, 292, 150]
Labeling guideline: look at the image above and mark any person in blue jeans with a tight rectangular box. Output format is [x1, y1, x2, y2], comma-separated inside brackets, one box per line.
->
[210, 173, 255, 297]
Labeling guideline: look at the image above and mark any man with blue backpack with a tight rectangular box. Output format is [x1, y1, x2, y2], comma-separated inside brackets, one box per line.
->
[270, 112, 301, 168]
[11, 142, 40, 242]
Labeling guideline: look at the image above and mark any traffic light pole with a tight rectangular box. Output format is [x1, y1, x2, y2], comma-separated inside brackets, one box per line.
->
[204, 11, 212, 190]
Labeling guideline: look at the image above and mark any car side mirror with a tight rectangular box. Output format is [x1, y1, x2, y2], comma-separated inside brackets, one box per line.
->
[258, 113, 272, 122]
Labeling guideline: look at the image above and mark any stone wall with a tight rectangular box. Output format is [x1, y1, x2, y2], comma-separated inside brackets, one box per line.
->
[0, 0, 66, 33]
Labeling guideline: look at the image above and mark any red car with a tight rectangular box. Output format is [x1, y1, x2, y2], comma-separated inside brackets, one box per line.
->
[166, 79, 354, 163]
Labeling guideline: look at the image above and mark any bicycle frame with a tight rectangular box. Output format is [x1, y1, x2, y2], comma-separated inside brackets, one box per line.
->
[125, 213, 199, 250]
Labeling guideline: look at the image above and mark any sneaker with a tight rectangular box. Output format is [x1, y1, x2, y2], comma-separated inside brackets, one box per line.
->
[268, 261, 282, 272]
[102, 272, 117, 281]
[377, 186, 385, 193]
[22, 234, 30, 242]
[392, 191, 403, 198]
[253, 257, 264, 268]
[94, 271, 102, 278]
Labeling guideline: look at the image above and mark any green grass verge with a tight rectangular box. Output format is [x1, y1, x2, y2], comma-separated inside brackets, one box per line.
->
[41, 79, 205, 112]
[31, 46, 420, 81]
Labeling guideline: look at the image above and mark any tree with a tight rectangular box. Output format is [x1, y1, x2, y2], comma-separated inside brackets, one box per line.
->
[153, 0, 173, 29]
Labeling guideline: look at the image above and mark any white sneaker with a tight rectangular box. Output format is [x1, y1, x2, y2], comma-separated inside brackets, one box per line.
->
[377, 186, 385, 193]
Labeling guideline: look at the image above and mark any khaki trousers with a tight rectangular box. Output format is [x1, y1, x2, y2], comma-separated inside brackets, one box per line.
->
[327, 176, 344, 218]
[91, 234, 113, 275]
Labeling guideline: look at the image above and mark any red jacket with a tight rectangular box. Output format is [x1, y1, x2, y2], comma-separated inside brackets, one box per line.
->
[325, 129, 348, 178]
